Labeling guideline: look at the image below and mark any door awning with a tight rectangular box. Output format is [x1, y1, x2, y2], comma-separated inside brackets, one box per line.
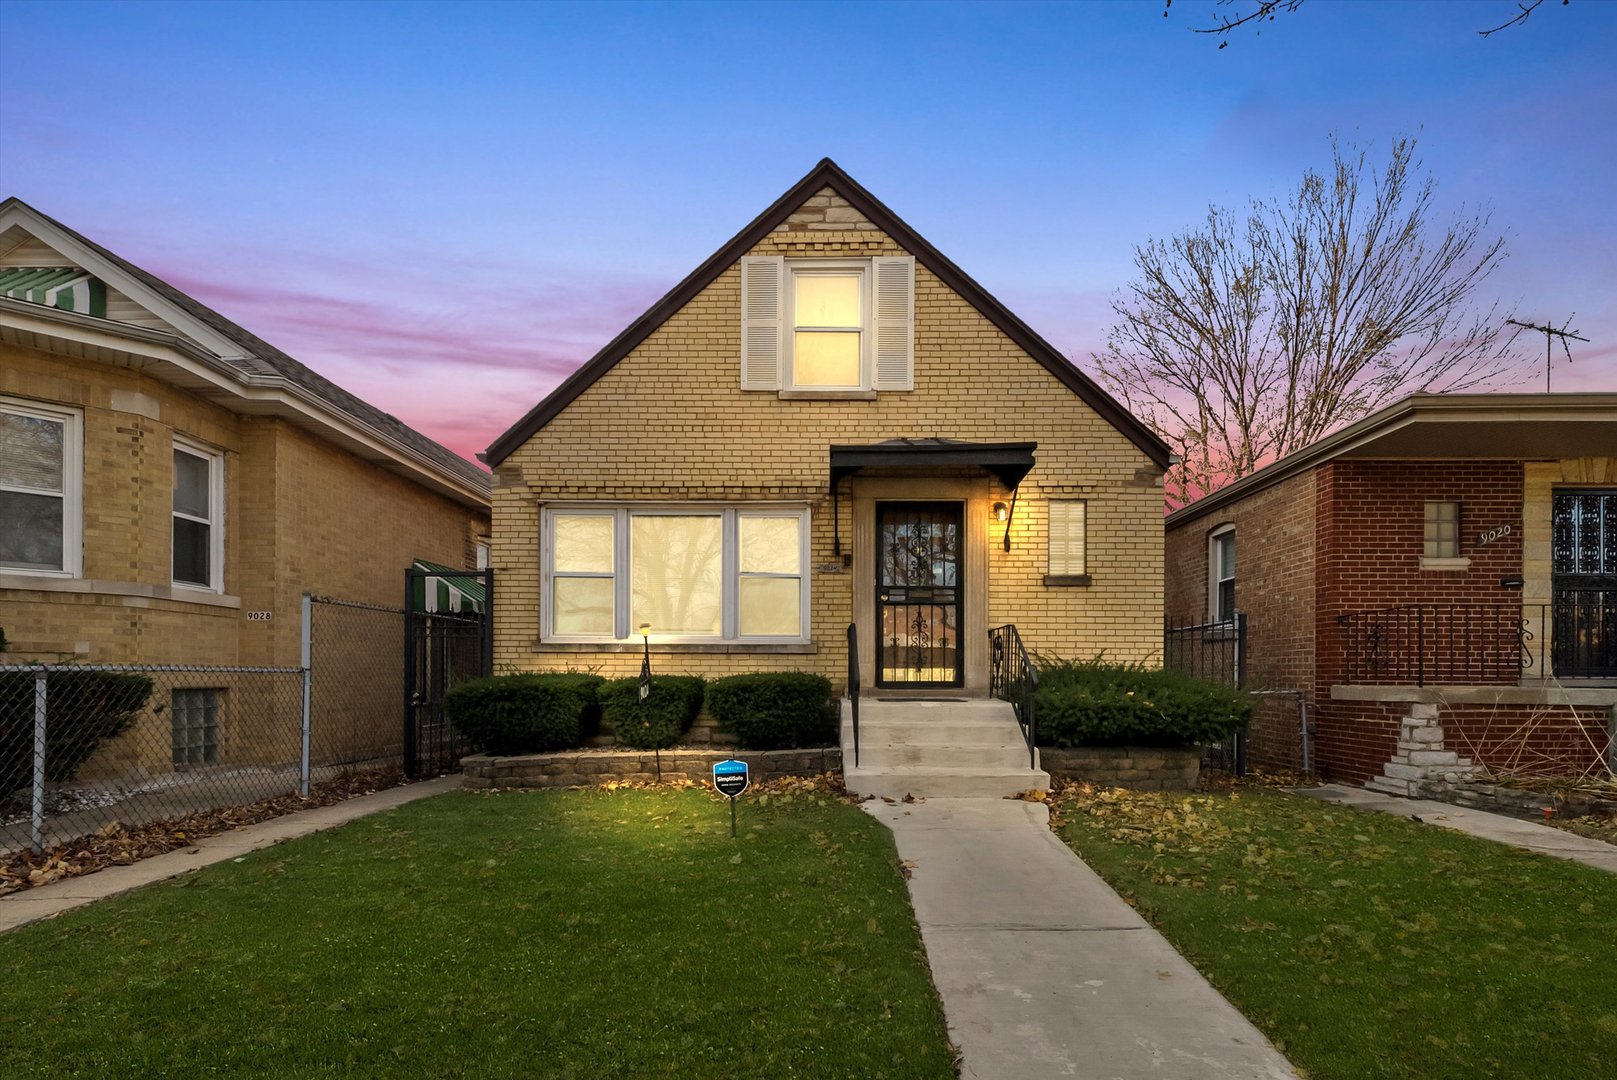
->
[828, 438, 1037, 494]
[411, 559, 486, 614]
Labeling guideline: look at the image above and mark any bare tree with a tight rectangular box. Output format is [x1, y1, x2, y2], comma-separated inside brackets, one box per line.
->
[1163, 0, 1570, 47]
[1094, 137, 1526, 505]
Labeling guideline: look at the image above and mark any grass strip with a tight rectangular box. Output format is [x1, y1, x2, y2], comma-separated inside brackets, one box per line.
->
[1055, 784, 1617, 1080]
[0, 785, 954, 1079]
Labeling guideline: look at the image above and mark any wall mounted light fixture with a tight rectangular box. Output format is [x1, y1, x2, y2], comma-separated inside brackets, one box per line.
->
[992, 501, 1009, 523]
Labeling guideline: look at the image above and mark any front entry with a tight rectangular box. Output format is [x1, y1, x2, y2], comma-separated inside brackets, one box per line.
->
[876, 502, 963, 687]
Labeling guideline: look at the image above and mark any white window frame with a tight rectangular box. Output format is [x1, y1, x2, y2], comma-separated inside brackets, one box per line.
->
[1209, 525, 1236, 623]
[785, 259, 871, 391]
[0, 394, 82, 577]
[172, 436, 225, 593]
[1047, 499, 1087, 577]
[541, 503, 811, 644]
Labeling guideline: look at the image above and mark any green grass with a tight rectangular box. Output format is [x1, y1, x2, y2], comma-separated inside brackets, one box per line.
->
[1056, 786, 1617, 1080]
[0, 787, 954, 1078]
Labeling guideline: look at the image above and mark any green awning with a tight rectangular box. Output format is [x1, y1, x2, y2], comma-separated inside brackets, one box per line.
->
[411, 560, 485, 614]
[0, 267, 106, 317]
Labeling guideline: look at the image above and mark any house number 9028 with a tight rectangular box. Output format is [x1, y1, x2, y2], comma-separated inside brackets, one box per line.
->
[1477, 524, 1512, 547]
[246, 611, 273, 621]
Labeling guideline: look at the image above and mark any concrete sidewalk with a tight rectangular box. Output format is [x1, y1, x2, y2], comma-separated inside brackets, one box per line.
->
[1296, 784, 1617, 873]
[866, 798, 1297, 1080]
[1, 776, 461, 934]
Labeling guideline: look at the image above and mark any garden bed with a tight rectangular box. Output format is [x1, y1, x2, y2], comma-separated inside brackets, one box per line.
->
[462, 746, 842, 789]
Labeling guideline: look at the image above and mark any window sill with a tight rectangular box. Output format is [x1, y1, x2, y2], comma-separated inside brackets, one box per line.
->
[1420, 557, 1471, 572]
[0, 574, 242, 610]
[1043, 574, 1092, 587]
[533, 640, 818, 655]
[776, 389, 877, 401]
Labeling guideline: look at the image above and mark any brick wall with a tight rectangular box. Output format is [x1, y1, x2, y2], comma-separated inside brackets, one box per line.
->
[492, 187, 1165, 684]
[1165, 469, 1317, 769]
[1, 344, 488, 668]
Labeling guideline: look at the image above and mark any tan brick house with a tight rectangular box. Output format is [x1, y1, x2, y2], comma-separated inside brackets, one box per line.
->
[0, 197, 491, 668]
[483, 157, 1171, 749]
[1164, 392, 1617, 786]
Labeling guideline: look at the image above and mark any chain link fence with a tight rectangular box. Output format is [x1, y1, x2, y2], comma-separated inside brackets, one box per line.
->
[0, 592, 427, 855]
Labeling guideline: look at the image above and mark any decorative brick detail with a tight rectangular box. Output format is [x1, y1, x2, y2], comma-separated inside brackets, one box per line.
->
[1039, 746, 1202, 791]
[461, 747, 843, 789]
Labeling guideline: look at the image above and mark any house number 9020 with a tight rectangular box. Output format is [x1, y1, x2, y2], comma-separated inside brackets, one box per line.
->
[1477, 524, 1512, 547]
[246, 611, 273, 621]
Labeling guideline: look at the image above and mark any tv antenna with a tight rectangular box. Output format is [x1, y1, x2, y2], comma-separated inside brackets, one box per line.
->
[1507, 316, 1588, 392]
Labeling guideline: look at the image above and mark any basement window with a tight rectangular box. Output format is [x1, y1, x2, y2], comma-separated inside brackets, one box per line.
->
[171, 688, 220, 766]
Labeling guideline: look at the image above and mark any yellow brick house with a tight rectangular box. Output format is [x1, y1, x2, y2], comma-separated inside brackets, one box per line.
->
[0, 196, 491, 668]
[484, 161, 1171, 794]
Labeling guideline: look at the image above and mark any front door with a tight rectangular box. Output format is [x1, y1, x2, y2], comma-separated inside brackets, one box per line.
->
[876, 502, 963, 688]
[1552, 489, 1617, 679]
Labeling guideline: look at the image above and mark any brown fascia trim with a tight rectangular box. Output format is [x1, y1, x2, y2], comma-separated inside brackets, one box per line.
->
[1161, 391, 1617, 532]
[483, 159, 1172, 469]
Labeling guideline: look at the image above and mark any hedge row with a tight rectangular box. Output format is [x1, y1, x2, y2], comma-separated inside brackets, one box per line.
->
[1, 671, 153, 793]
[1033, 660, 1250, 749]
[443, 671, 835, 755]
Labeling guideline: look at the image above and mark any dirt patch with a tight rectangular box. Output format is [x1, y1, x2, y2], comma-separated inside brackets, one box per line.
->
[1, 768, 405, 897]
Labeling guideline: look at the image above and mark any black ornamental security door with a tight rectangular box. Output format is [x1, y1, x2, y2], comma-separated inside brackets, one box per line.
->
[876, 502, 963, 688]
[1551, 490, 1617, 679]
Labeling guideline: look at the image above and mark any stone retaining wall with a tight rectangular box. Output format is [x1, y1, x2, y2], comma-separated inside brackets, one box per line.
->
[1039, 746, 1202, 791]
[463, 747, 841, 790]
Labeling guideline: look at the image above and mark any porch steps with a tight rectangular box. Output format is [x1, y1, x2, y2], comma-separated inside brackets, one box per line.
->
[840, 698, 1051, 799]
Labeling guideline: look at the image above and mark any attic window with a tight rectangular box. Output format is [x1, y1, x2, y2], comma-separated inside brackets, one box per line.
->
[790, 267, 864, 388]
[0, 267, 106, 318]
[740, 255, 914, 393]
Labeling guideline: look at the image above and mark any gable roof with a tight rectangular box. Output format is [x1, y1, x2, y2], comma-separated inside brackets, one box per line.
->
[0, 197, 490, 500]
[483, 158, 1172, 469]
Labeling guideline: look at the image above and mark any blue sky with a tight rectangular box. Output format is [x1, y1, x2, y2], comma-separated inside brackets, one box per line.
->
[2, 0, 1613, 459]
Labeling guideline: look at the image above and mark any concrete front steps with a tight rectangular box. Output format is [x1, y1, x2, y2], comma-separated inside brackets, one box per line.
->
[841, 697, 1051, 799]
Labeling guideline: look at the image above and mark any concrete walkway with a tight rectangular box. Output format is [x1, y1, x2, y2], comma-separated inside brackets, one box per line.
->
[0, 776, 460, 934]
[1296, 784, 1617, 874]
[866, 798, 1297, 1079]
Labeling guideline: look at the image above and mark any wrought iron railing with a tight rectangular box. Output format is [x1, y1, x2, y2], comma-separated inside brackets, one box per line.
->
[988, 624, 1038, 769]
[1338, 597, 1617, 686]
[845, 623, 860, 768]
[1163, 612, 1246, 688]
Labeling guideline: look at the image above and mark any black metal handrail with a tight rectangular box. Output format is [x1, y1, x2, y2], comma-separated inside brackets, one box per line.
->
[988, 624, 1038, 769]
[1336, 598, 1617, 686]
[845, 623, 860, 768]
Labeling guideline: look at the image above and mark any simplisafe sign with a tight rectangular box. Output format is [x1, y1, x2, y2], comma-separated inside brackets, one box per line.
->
[712, 758, 749, 798]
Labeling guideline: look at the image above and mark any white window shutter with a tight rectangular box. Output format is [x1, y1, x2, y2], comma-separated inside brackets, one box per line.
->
[1048, 500, 1086, 576]
[740, 255, 784, 390]
[872, 256, 915, 391]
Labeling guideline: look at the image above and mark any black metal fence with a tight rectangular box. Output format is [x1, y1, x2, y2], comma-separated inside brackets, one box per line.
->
[404, 567, 491, 777]
[1333, 601, 1617, 686]
[1163, 614, 1247, 776]
[1163, 613, 1246, 688]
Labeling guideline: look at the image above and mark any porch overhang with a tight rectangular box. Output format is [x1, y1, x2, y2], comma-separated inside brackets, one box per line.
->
[827, 439, 1037, 495]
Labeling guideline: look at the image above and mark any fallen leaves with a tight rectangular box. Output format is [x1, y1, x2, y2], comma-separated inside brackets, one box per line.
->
[0, 768, 403, 897]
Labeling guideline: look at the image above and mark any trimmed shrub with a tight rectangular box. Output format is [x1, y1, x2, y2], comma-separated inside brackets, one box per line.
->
[598, 675, 705, 750]
[1, 671, 153, 795]
[707, 672, 835, 750]
[1033, 661, 1250, 749]
[443, 673, 602, 755]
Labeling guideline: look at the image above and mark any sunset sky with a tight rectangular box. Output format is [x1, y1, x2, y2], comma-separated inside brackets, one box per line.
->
[2, 0, 1613, 465]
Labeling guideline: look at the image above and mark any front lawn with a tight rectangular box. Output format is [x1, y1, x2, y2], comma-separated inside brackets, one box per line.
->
[1056, 784, 1617, 1080]
[0, 784, 955, 1078]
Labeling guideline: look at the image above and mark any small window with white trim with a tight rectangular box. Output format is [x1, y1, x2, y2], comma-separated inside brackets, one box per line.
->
[172, 439, 224, 591]
[1209, 526, 1236, 623]
[543, 505, 809, 642]
[1047, 500, 1087, 577]
[1424, 501, 1460, 559]
[0, 395, 82, 576]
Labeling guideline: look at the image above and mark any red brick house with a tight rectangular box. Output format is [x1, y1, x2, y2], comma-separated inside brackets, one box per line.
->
[1164, 392, 1617, 786]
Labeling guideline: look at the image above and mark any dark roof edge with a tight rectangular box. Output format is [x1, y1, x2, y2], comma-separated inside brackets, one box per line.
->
[1163, 391, 1617, 530]
[483, 159, 1171, 468]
